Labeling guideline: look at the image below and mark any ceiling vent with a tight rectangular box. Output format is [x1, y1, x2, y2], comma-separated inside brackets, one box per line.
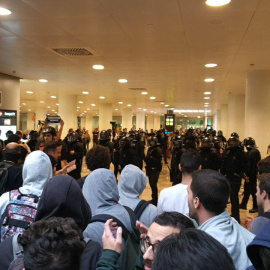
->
[52, 48, 93, 56]
[128, 88, 147, 91]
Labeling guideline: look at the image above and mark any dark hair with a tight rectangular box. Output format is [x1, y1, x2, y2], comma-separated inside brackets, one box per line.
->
[180, 149, 201, 174]
[19, 217, 85, 270]
[36, 138, 46, 150]
[258, 173, 270, 198]
[154, 212, 195, 231]
[191, 169, 230, 215]
[153, 229, 235, 270]
[44, 141, 61, 154]
[258, 157, 270, 174]
[86, 145, 111, 171]
[16, 131, 23, 136]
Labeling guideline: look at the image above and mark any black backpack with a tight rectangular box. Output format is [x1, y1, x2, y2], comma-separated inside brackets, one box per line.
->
[134, 200, 151, 220]
[90, 206, 140, 270]
[0, 162, 14, 196]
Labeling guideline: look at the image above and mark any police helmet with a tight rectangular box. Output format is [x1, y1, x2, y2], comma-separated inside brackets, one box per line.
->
[217, 130, 223, 137]
[119, 137, 130, 149]
[230, 132, 239, 139]
[228, 136, 240, 148]
[173, 136, 183, 149]
[6, 130, 14, 139]
[243, 137, 256, 149]
[42, 126, 57, 137]
[99, 130, 109, 141]
[148, 136, 158, 147]
[200, 137, 212, 149]
[213, 136, 222, 149]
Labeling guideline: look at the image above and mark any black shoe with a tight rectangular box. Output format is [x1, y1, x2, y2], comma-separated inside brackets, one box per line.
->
[239, 204, 247, 210]
[249, 208, 258, 213]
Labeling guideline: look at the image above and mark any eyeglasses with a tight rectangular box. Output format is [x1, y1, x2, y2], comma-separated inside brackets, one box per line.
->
[140, 237, 159, 254]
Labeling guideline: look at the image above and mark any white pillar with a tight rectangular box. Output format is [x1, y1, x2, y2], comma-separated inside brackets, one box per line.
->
[136, 112, 145, 131]
[154, 115, 160, 130]
[27, 112, 35, 131]
[146, 115, 154, 130]
[228, 94, 245, 140]
[204, 115, 208, 129]
[35, 107, 47, 128]
[122, 108, 132, 130]
[246, 71, 270, 157]
[216, 109, 221, 131]
[220, 104, 229, 139]
[59, 94, 77, 139]
[0, 73, 20, 129]
[99, 103, 112, 131]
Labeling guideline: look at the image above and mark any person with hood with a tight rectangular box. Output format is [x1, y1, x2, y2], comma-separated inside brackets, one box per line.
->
[118, 164, 157, 227]
[0, 175, 102, 270]
[83, 168, 132, 247]
[0, 150, 52, 224]
[246, 220, 270, 270]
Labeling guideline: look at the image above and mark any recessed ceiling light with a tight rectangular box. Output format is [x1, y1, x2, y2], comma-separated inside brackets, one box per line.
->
[165, 105, 170, 107]
[39, 79, 48, 83]
[198, 116, 201, 118]
[154, 112, 157, 114]
[127, 104, 132, 107]
[206, 0, 231, 7]
[115, 108, 119, 111]
[26, 91, 33, 94]
[28, 109, 31, 111]
[150, 111, 153, 113]
[204, 105, 209, 107]
[204, 102, 209, 105]
[87, 108, 90, 110]
[204, 97, 211, 99]
[171, 108, 175, 110]
[93, 65, 104, 70]
[185, 115, 187, 117]
[77, 110, 79, 112]
[160, 102, 165, 104]
[99, 96, 105, 99]
[143, 109, 147, 111]
[161, 114, 164, 116]
[138, 108, 142, 110]
[204, 92, 212, 95]
[91, 104, 96, 106]
[84, 111, 87, 113]
[82, 91, 89, 95]
[0, 7, 12, 16]
[118, 101, 123, 104]
[205, 63, 217, 68]
[47, 106, 51, 108]
[77, 107, 80, 109]
[52, 109, 55, 111]
[47, 114, 50, 116]
[204, 78, 215, 82]
[56, 103, 59, 106]
[118, 79, 128, 83]
[40, 101, 44, 103]
[150, 97, 156, 100]
[141, 92, 148, 95]
[78, 101, 83, 103]
[51, 96, 57, 98]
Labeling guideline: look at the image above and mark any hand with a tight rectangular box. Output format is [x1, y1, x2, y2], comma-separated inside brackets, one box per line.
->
[136, 221, 148, 238]
[70, 150, 75, 155]
[59, 164, 69, 175]
[245, 216, 254, 230]
[102, 219, 122, 254]
[60, 119, 64, 127]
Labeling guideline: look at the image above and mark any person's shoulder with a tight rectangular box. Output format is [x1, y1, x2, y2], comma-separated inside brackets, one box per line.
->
[160, 184, 187, 196]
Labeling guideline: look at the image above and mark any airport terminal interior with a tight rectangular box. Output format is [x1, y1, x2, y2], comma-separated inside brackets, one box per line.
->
[0, 1, 270, 269]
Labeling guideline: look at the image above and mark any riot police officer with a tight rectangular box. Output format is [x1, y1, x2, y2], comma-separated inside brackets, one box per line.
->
[27, 130, 38, 152]
[170, 135, 186, 185]
[240, 137, 261, 213]
[145, 136, 162, 206]
[98, 130, 114, 163]
[157, 130, 168, 164]
[217, 130, 227, 149]
[199, 137, 220, 171]
[221, 136, 247, 223]
[113, 131, 124, 178]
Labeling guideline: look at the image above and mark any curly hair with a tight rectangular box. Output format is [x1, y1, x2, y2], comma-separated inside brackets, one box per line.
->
[86, 145, 111, 171]
[18, 217, 85, 270]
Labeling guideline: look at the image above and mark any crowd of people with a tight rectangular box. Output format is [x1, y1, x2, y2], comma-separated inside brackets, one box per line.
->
[0, 121, 269, 270]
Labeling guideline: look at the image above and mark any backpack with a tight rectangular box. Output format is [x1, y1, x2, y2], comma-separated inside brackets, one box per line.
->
[134, 200, 151, 220]
[90, 206, 140, 270]
[0, 190, 39, 242]
[0, 162, 15, 196]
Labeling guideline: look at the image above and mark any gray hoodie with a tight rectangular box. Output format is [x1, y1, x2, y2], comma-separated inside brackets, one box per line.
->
[0, 150, 53, 217]
[118, 164, 157, 227]
[83, 168, 132, 246]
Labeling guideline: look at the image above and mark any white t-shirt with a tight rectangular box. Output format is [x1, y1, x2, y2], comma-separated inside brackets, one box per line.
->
[157, 184, 189, 215]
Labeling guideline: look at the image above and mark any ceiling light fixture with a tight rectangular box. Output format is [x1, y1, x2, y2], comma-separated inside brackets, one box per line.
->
[47, 106, 51, 108]
[51, 96, 57, 98]
[39, 79, 48, 83]
[78, 101, 83, 103]
[204, 105, 209, 107]
[82, 91, 89, 94]
[0, 7, 12, 15]
[205, 0, 231, 7]
[205, 63, 217, 68]
[115, 108, 118, 111]
[160, 102, 165, 104]
[93, 65, 104, 70]
[87, 108, 90, 110]
[204, 92, 212, 95]
[99, 96, 105, 99]
[141, 92, 148, 95]
[150, 97, 156, 100]
[138, 108, 142, 110]
[127, 104, 132, 107]
[118, 101, 123, 104]
[91, 104, 96, 106]
[118, 79, 128, 83]
[204, 78, 215, 82]
[56, 103, 59, 105]
[28, 109, 31, 111]
[77, 107, 80, 109]
[204, 102, 209, 105]
[26, 91, 33, 94]
[165, 105, 170, 107]
[204, 97, 210, 100]
[143, 109, 147, 111]
[198, 116, 201, 118]
[40, 101, 44, 103]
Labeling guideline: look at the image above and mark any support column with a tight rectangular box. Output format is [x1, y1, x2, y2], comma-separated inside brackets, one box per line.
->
[122, 108, 133, 130]
[146, 115, 154, 131]
[99, 103, 112, 131]
[220, 104, 229, 139]
[204, 115, 208, 129]
[27, 112, 35, 131]
[0, 73, 20, 129]
[59, 94, 77, 139]
[246, 71, 270, 156]
[136, 112, 145, 131]
[228, 94, 245, 140]
[215, 109, 221, 131]
[35, 107, 47, 129]
[154, 115, 160, 130]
